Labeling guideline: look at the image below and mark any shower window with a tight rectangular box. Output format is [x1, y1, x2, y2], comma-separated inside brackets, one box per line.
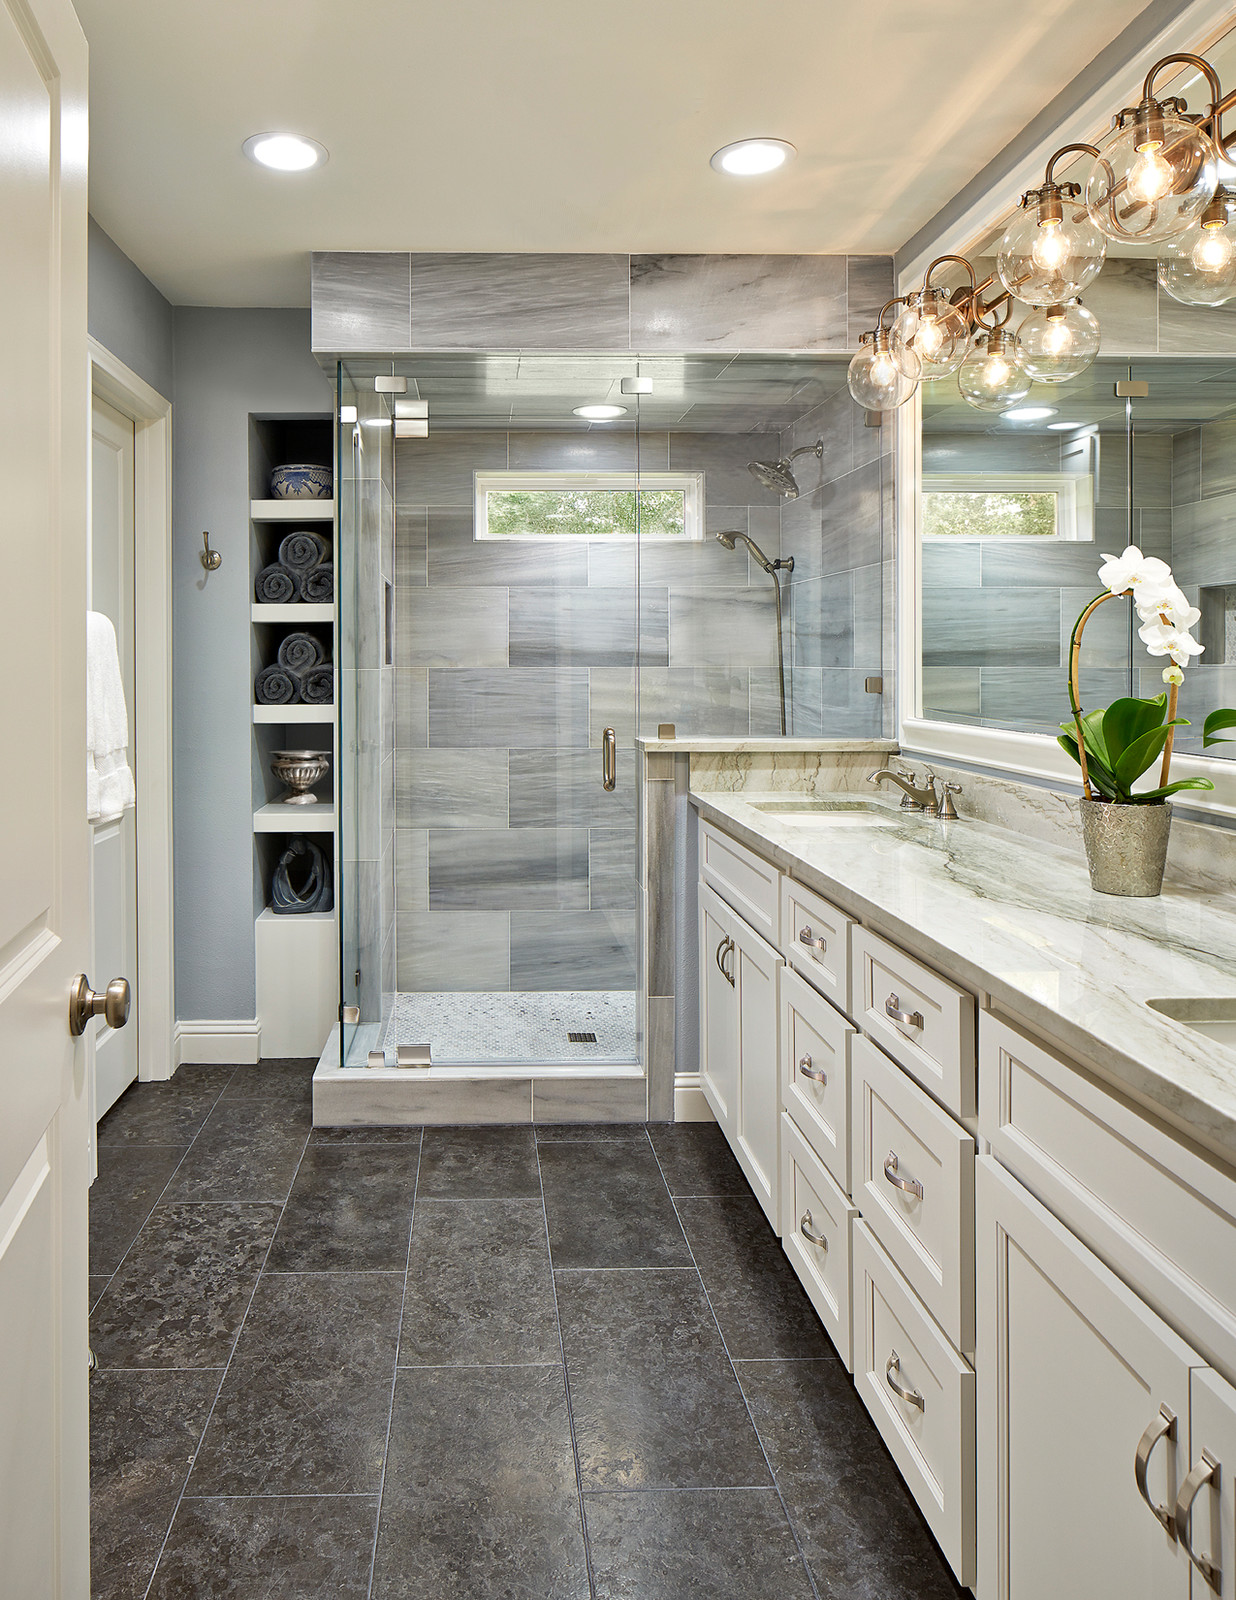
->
[475, 470, 704, 542]
[922, 472, 1093, 542]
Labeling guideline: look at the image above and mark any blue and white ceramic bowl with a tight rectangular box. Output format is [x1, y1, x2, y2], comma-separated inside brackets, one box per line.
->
[270, 463, 333, 501]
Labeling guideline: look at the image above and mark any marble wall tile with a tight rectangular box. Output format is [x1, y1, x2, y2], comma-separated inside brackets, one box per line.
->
[427, 507, 589, 588]
[395, 508, 427, 587]
[410, 253, 630, 349]
[922, 666, 981, 716]
[924, 429, 1060, 476]
[846, 256, 896, 350]
[748, 669, 789, 736]
[311, 252, 411, 352]
[395, 829, 428, 913]
[589, 827, 637, 910]
[978, 666, 1129, 728]
[395, 433, 509, 507]
[509, 910, 637, 990]
[1172, 491, 1236, 589]
[778, 670, 883, 737]
[394, 669, 428, 748]
[923, 588, 1061, 668]
[646, 998, 675, 1123]
[1173, 428, 1202, 507]
[670, 431, 777, 506]
[396, 910, 510, 992]
[685, 748, 887, 795]
[532, 1076, 647, 1122]
[507, 429, 647, 473]
[395, 750, 508, 830]
[396, 587, 509, 669]
[921, 542, 981, 588]
[630, 255, 848, 351]
[792, 388, 853, 482]
[587, 513, 753, 589]
[790, 574, 854, 669]
[429, 668, 590, 748]
[591, 667, 751, 743]
[1133, 434, 1173, 507]
[668, 588, 778, 672]
[508, 749, 635, 829]
[979, 541, 1108, 589]
[429, 828, 589, 909]
[1201, 418, 1236, 500]
[509, 588, 666, 668]
[1158, 290, 1236, 354]
[644, 777, 675, 998]
[1083, 257, 1158, 353]
[1060, 586, 1131, 669]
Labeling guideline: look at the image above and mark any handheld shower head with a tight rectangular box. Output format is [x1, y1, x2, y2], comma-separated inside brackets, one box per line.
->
[747, 438, 824, 499]
[713, 529, 777, 573]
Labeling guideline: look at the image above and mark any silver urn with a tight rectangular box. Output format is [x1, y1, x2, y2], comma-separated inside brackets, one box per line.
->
[271, 749, 330, 805]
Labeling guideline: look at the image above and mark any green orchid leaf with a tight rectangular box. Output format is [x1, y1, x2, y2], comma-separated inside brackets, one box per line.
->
[1100, 695, 1170, 765]
[1112, 719, 1191, 787]
[1058, 707, 1113, 772]
[1130, 776, 1217, 801]
[1203, 707, 1236, 748]
[1058, 733, 1120, 799]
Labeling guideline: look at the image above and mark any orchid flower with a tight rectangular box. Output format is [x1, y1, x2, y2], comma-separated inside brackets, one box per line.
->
[1138, 617, 1205, 667]
[1163, 665, 1185, 686]
[1098, 546, 1174, 603]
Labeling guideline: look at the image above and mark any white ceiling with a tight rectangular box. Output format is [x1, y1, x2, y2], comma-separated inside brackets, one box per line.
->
[76, 0, 1154, 307]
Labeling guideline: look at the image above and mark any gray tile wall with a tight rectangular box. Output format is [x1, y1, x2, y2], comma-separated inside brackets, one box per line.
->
[312, 253, 894, 355]
[1168, 418, 1236, 757]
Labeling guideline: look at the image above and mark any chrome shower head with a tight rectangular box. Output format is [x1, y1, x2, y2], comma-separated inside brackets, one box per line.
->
[713, 529, 778, 574]
[714, 531, 738, 551]
[747, 438, 824, 499]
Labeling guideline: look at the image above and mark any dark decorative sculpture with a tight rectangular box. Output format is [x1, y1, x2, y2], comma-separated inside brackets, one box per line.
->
[270, 838, 333, 914]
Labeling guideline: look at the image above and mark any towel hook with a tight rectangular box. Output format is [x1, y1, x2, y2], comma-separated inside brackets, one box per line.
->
[200, 531, 221, 572]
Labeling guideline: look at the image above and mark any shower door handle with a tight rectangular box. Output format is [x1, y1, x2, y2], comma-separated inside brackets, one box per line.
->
[602, 727, 616, 792]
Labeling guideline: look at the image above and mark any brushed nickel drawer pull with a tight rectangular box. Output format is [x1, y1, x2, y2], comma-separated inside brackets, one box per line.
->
[885, 992, 924, 1029]
[1175, 1451, 1220, 1589]
[799, 1211, 828, 1250]
[885, 1351, 924, 1411]
[799, 1054, 827, 1084]
[883, 1150, 923, 1201]
[715, 935, 735, 988]
[798, 925, 827, 952]
[1134, 1404, 1178, 1535]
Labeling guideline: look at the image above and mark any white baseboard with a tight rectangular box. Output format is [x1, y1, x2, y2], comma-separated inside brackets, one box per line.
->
[174, 1019, 261, 1067]
[673, 1074, 716, 1123]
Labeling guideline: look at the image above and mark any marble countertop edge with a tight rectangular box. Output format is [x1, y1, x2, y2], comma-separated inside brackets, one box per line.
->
[637, 737, 899, 753]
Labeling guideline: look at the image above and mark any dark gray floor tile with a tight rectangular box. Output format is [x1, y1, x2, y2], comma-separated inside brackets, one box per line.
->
[400, 1199, 558, 1366]
[222, 1058, 317, 1102]
[266, 1145, 418, 1272]
[649, 1124, 749, 1196]
[164, 1100, 309, 1204]
[188, 1273, 402, 1496]
[539, 1140, 689, 1268]
[310, 1124, 424, 1145]
[89, 1144, 185, 1275]
[585, 1488, 815, 1600]
[372, 1365, 588, 1600]
[416, 1125, 541, 1199]
[89, 1367, 220, 1600]
[149, 1495, 379, 1599]
[534, 1122, 650, 1143]
[98, 1072, 231, 1147]
[677, 1195, 832, 1359]
[556, 1269, 770, 1490]
[736, 1359, 965, 1600]
[91, 1201, 281, 1370]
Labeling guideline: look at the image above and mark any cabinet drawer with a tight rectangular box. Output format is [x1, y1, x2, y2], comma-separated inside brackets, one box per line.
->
[981, 1010, 1236, 1385]
[781, 966, 853, 1194]
[851, 1035, 974, 1352]
[850, 926, 975, 1118]
[781, 875, 851, 1009]
[781, 1113, 859, 1370]
[699, 820, 779, 945]
[853, 1222, 975, 1588]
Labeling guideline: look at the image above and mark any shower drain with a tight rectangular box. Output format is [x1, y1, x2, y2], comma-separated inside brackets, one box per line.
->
[567, 1031, 598, 1044]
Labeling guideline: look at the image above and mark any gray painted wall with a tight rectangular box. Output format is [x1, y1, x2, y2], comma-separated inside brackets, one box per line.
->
[88, 217, 174, 399]
[172, 308, 332, 1020]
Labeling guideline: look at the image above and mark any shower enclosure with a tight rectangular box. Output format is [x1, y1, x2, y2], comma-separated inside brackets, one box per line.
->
[336, 353, 885, 1073]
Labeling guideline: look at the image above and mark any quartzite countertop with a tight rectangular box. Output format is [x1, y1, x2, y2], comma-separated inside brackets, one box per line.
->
[692, 788, 1236, 1165]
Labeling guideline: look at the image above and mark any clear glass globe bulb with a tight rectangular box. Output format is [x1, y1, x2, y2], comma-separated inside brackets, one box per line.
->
[1016, 302, 1101, 382]
[847, 337, 919, 411]
[1159, 211, 1236, 306]
[957, 333, 1031, 412]
[1086, 108, 1219, 244]
[889, 294, 970, 380]
[1193, 226, 1234, 272]
[996, 204, 1106, 308]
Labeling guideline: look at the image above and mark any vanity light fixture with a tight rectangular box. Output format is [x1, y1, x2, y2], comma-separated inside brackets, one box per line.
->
[709, 138, 796, 175]
[242, 132, 328, 171]
[847, 303, 921, 411]
[997, 144, 1108, 306]
[573, 404, 628, 420]
[1015, 301, 1102, 382]
[1158, 186, 1236, 302]
[958, 326, 1031, 412]
[890, 259, 974, 380]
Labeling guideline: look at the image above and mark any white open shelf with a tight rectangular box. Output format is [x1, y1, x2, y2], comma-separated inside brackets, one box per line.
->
[256, 906, 336, 924]
[253, 704, 336, 724]
[251, 499, 335, 521]
[254, 801, 335, 833]
[252, 603, 334, 623]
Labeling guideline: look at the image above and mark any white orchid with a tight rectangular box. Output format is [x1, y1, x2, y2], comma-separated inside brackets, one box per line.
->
[1163, 665, 1185, 686]
[1098, 546, 1174, 602]
[1136, 580, 1200, 630]
[1138, 617, 1205, 667]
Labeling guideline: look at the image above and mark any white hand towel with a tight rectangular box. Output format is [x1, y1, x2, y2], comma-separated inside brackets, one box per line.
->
[87, 610, 136, 823]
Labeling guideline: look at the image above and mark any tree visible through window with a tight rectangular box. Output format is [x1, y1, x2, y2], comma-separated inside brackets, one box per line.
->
[922, 489, 1058, 539]
[475, 471, 704, 542]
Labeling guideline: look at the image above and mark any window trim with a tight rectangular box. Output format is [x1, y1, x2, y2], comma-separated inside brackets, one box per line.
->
[922, 471, 1094, 542]
[473, 469, 706, 542]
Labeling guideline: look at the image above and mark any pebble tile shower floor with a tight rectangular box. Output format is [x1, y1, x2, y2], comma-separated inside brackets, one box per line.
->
[88, 1058, 965, 1599]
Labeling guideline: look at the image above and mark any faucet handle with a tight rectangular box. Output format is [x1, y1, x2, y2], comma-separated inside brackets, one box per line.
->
[939, 781, 962, 820]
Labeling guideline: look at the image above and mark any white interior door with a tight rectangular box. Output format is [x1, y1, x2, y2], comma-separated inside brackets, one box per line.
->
[0, 0, 91, 1595]
[89, 397, 138, 1122]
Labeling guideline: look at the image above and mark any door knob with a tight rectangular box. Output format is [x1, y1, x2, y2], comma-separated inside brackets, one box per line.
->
[69, 975, 131, 1036]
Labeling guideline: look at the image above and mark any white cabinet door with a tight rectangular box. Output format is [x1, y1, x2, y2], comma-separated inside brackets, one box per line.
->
[977, 1156, 1195, 1600]
[1178, 1368, 1236, 1599]
[733, 910, 783, 1232]
[698, 883, 737, 1139]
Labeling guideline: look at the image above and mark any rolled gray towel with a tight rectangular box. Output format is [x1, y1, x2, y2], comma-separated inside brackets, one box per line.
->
[255, 563, 300, 604]
[255, 664, 302, 705]
[301, 664, 334, 704]
[277, 631, 324, 674]
[279, 530, 328, 571]
[302, 563, 334, 604]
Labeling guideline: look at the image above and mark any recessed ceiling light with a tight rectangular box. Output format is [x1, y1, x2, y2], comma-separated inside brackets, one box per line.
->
[573, 404, 628, 420]
[710, 138, 795, 176]
[242, 132, 328, 172]
[1048, 420, 1082, 430]
[1001, 406, 1057, 421]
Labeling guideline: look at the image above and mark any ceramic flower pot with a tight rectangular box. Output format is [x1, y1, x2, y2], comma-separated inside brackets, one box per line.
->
[1080, 798, 1172, 896]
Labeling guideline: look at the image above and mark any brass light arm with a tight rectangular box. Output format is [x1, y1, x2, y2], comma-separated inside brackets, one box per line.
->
[923, 254, 979, 294]
[1042, 141, 1101, 188]
[1143, 51, 1222, 109]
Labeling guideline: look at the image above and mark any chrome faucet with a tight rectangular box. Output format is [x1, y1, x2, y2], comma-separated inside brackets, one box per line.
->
[867, 765, 960, 818]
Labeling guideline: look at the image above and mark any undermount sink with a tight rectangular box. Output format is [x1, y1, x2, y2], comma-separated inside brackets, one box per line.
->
[1146, 997, 1236, 1047]
[750, 798, 910, 827]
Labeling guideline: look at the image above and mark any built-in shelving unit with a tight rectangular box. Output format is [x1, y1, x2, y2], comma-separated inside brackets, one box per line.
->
[253, 802, 335, 833]
[250, 498, 334, 521]
[251, 603, 334, 624]
[253, 703, 337, 725]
